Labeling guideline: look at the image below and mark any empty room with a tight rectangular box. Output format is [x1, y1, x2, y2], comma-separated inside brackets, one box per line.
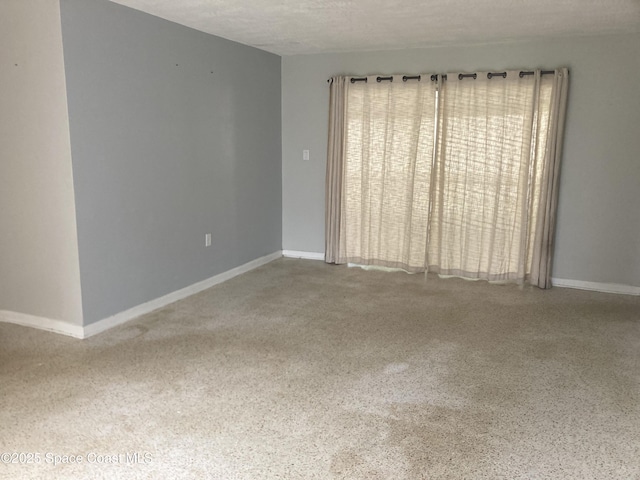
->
[1, 0, 639, 478]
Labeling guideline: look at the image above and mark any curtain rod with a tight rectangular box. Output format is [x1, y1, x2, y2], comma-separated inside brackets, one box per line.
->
[327, 70, 558, 83]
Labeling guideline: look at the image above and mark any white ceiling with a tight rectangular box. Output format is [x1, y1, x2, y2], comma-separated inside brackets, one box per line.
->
[110, 0, 640, 55]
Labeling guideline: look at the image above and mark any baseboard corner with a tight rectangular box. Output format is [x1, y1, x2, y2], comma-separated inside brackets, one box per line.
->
[282, 250, 325, 261]
[0, 310, 84, 338]
[1, 251, 283, 340]
[551, 277, 640, 296]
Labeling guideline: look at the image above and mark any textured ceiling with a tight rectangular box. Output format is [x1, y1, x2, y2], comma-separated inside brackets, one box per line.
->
[110, 0, 640, 55]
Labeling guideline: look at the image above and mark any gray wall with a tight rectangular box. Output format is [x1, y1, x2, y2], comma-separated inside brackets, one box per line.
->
[282, 33, 640, 287]
[0, 0, 83, 325]
[60, 0, 282, 325]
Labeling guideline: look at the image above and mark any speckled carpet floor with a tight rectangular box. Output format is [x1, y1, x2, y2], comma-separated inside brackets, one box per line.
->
[1, 258, 639, 479]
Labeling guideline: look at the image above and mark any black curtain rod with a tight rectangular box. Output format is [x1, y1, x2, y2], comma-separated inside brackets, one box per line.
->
[327, 70, 558, 83]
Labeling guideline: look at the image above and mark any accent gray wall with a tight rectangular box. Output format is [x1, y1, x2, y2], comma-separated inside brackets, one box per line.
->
[60, 0, 282, 325]
[282, 33, 640, 287]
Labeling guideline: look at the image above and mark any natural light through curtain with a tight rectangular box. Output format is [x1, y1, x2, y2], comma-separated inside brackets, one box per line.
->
[337, 75, 436, 271]
[325, 69, 569, 287]
[428, 71, 552, 282]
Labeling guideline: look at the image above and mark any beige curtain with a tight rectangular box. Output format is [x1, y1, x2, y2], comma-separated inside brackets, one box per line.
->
[428, 70, 539, 282]
[325, 69, 569, 288]
[336, 75, 437, 271]
[325, 76, 348, 263]
[428, 69, 569, 287]
[529, 68, 570, 288]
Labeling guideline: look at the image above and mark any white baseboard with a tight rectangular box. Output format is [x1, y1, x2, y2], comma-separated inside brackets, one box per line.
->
[552, 277, 640, 296]
[0, 251, 283, 340]
[5, 255, 633, 340]
[0, 310, 84, 338]
[83, 250, 283, 338]
[282, 250, 325, 261]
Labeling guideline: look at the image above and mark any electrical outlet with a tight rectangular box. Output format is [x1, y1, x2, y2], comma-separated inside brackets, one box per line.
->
[205, 233, 212, 247]
[303, 149, 310, 161]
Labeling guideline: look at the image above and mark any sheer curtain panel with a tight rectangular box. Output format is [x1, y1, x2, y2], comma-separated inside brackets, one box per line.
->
[334, 75, 437, 271]
[428, 69, 569, 287]
[325, 69, 569, 288]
